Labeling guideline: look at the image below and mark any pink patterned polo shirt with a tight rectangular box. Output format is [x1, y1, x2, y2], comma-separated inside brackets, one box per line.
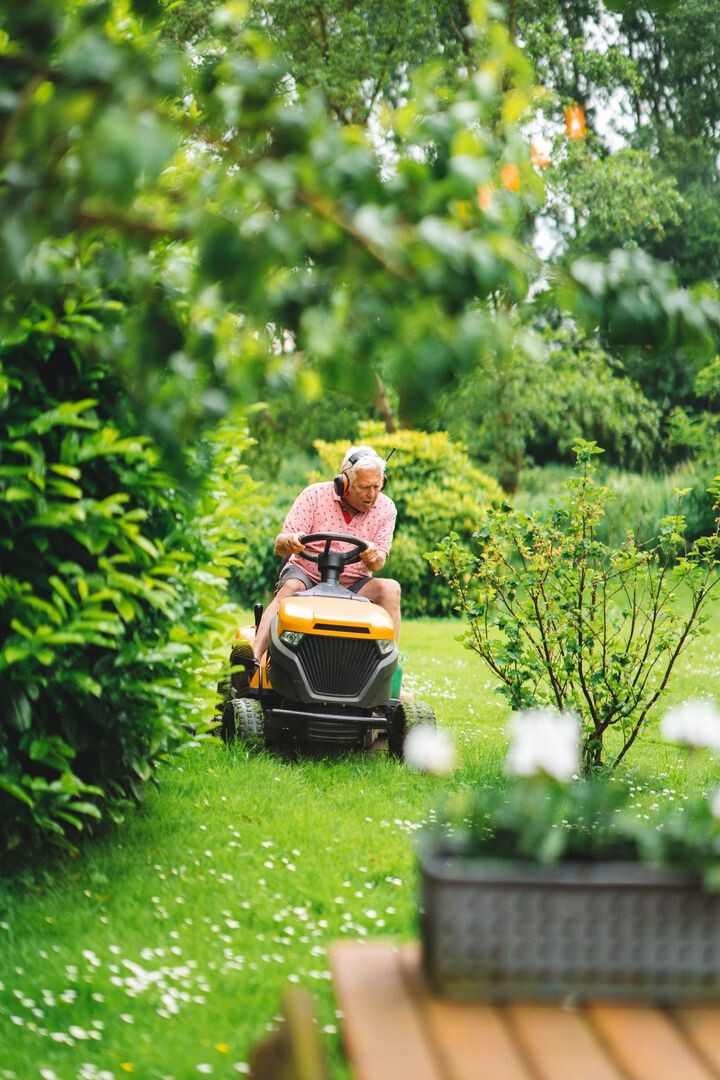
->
[282, 481, 397, 585]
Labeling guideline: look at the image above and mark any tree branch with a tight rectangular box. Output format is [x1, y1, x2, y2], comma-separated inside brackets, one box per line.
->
[76, 206, 187, 240]
[373, 374, 397, 433]
[296, 191, 412, 281]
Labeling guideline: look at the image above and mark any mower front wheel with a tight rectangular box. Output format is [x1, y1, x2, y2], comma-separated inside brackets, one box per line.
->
[387, 700, 436, 758]
[222, 697, 266, 750]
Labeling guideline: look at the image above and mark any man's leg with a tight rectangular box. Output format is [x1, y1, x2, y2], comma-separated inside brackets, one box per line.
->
[253, 578, 307, 659]
[356, 577, 411, 701]
[355, 578, 401, 640]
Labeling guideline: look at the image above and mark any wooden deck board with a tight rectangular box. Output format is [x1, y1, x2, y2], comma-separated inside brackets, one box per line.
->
[506, 1002, 625, 1080]
[331, 943, 720, 1080]
[398, 947, 533, 1080]
[588, 1004, 716, 1080]
[675, 1006, 720, 1073]
[330, 942, 442, 1080]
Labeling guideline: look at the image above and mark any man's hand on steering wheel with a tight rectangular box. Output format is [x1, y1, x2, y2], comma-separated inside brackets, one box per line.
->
[359, 542, 384, 573]
[287, 532, 305, 555]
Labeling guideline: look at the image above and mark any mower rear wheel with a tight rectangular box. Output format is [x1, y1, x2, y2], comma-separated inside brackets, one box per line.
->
[216, 675, 232, 717]
[229, 642, 255, 691]
[388, 700, 436, 758]
[221, 697, 265, 750]
[215, 643, 256, 721]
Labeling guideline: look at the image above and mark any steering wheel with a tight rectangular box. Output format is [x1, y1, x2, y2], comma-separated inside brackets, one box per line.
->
[299, 532, 368, 567]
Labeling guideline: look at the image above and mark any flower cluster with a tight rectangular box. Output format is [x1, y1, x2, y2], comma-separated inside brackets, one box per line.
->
[404, 725, 456, 775]
[504, 709, 580, 781]
[431, 700, 720, 888]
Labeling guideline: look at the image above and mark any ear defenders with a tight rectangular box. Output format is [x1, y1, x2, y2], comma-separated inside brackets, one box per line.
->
[333, 450, 388, 497]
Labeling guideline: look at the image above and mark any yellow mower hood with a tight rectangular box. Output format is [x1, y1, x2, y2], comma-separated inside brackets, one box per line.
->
[278, 594, 394, 640]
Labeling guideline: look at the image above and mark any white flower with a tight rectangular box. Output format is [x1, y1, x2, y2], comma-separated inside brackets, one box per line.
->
[710, 790, 720, 819]
[660, 700, 720, 751]
[505, 709, 580, 781]
[403, 725, 456, 775]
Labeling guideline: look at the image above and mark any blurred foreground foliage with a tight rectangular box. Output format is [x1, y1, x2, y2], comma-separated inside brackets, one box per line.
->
[4, 1, 719, 458]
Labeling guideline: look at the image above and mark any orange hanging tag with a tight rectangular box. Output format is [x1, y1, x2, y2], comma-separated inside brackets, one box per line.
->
[501, 163, 520, 191]
[565, 104, 586, 139]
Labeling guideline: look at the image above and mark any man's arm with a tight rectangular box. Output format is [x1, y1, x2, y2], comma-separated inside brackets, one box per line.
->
[275, 531, 305, 557]
[277, 486, 318, 557]
[360, 499, 396, 573]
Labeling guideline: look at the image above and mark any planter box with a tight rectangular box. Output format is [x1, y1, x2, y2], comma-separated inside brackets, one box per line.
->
[419, 841, 720, 1002]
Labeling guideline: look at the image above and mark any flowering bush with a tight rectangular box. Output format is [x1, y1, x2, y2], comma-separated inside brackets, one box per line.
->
[429, 440, 720, 772]
[438, 703, 720, 889]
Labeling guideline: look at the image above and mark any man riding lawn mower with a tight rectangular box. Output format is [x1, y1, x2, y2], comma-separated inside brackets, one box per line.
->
[216, 532, 436, 755]
[216, 446, 436, 755]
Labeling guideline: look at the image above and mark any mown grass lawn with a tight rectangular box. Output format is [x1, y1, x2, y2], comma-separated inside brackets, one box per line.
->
[2, 612, 720, 1080]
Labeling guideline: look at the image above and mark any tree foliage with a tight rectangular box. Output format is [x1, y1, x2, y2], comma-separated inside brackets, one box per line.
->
[435, 322, 661, 489]
[550, 143, 685, 260]
[519, 1, 720, 284]
[163, 0, 477, 126]
[1, 0, 550, 454]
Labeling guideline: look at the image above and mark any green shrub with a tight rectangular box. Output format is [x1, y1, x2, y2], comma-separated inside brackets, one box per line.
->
[313, 422, 503, 616]
[429, 442, 720, 772]
[0, 310, 252, 851]
[435, 325, 661, 489]
[229, 487, 294, 607]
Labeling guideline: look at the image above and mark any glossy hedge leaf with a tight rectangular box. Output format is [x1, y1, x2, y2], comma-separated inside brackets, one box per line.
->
[7, 690, 32, 732]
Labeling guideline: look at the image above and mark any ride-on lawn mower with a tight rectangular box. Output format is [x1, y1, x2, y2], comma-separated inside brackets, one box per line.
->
[216, 532, 436, 757]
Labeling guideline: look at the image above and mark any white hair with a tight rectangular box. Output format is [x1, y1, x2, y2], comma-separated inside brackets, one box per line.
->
[342, 445, 386, 483]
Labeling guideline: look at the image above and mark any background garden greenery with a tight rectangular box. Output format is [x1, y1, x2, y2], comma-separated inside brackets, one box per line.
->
[430, 442, 720, 770]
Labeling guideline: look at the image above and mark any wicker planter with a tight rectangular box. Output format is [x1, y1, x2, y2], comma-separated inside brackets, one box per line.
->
[419, 840, 720, 1002]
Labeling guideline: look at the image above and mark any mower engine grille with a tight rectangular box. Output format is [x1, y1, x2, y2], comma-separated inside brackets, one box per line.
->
[297, 634, 378, 698]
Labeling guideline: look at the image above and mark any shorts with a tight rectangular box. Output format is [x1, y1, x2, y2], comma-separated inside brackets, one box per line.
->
[275, 564, 370, 595]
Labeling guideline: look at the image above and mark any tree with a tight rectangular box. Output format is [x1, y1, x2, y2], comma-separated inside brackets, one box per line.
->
[518, 1, 720, 284]
[435, 322, 661, 489]
[162, 0, 476, 126]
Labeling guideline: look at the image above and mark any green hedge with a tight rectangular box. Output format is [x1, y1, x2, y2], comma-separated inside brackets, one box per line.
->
[0, 309, 251, 852]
